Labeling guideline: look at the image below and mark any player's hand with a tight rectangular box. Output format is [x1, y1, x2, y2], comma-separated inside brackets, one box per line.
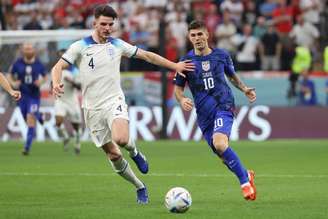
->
[244, 87, 256, 103]
[180, 97, 193, 111]
[176, 60, 195, 78]
[10, 90, 21, 101]
[52, 83, 64, 98]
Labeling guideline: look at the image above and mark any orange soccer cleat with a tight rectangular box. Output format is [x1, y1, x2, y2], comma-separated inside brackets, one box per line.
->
[241, 170, 256, 201]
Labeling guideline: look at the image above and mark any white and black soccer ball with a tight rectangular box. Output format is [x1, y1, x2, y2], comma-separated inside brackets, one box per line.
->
[165, 187, 192, 213]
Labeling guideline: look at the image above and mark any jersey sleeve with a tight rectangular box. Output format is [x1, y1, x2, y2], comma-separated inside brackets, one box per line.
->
[112, 38, 138, 58]
[173, 72, 187, 87]
[223, 51, 236, 77]
[62, 41, 83, 65]
[8, 62, 18, 78]
[173, 57, 187, 87]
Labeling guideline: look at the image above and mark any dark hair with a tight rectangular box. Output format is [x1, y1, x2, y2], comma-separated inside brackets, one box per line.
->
[94, 4, 118, 19]
[188, 20, 207, 31]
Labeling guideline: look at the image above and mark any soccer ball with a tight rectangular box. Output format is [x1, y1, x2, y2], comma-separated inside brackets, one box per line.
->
[164, 187, 192, 213]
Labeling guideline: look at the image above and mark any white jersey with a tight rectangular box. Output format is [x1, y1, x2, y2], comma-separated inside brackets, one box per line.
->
[62, 36, 138, 110]
[55, 67, 80, 105]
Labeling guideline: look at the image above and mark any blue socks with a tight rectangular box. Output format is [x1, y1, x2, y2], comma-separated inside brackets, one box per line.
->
[24, 127, 35, 152]
[221, 147, 249, 185]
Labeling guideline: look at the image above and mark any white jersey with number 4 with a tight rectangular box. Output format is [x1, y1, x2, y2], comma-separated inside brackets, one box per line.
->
[62, 36, 138, 110]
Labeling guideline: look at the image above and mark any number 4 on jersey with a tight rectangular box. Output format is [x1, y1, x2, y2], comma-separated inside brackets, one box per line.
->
[116, 105, 122, 112]
[88, 57, 95, 69]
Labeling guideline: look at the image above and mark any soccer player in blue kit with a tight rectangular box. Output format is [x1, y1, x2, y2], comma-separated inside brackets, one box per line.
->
[9, 42, 47, 155]
[174, 20, 257, 201]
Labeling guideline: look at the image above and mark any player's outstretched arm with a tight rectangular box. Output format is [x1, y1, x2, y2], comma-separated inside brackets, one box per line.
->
[174, 85, 193, 111]
[0, 72, 21, 100]
[135, 49, 195, 77]
[51, 59, 69, 98]
[227, 74, 256, 103]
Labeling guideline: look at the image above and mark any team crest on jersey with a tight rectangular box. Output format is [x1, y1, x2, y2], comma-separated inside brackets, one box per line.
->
[108, 48, 115, 57]
[202, 61, 210, 71]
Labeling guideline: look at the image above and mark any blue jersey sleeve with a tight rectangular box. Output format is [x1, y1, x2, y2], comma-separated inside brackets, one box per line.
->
[173, 72, 187, 87]
[223, 51, 236, 77]
[9, 62, 18, 78]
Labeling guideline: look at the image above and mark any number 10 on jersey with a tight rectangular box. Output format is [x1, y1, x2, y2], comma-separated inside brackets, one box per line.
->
[203, 77, 214, 90]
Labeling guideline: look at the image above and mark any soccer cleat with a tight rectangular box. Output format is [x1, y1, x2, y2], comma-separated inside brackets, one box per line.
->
[241, 170, 256, 201]
[22, 150, 29, 156]
[136, 185, 149, 204]
[131, 151, 149, 174]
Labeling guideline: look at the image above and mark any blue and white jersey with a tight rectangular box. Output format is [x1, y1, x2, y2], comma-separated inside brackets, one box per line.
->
[9, 58, 45, 99]
[62, 36, 138, 109]
[173, 48, 236, 131]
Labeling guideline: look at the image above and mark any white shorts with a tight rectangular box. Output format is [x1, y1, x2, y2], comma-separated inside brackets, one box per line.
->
[54, 101, 82, 124]
[84, 96, 129, 147]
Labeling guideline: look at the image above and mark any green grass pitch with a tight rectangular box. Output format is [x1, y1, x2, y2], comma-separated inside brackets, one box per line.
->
[0, 140, 328, 219]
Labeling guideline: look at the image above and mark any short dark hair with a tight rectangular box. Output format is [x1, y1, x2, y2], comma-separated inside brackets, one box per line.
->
[94, 4, 118, 19]
[188, 20, 207, 31]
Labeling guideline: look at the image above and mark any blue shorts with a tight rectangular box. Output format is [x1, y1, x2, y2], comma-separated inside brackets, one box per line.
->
[202, 111, 234, 153]
[18, 96, 40, 120]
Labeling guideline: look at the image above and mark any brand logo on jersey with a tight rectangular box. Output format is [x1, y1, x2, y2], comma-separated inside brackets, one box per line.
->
[202, 61, 210, 71]
[86, 53, 93, 56]
[25, 65, 32, 74]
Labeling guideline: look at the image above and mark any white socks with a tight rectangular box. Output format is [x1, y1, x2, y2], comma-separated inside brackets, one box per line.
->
[110, 158, 144, 189]
[124, 137, 138, 157]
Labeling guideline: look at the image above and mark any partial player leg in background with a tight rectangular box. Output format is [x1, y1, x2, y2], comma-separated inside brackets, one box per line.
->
[55, 116, 70, 151]
[102, 142, 149, 204]
[72, 122, 81, 155]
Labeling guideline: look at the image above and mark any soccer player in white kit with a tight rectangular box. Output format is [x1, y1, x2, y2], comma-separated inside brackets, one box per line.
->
[54, 49, 82, 154]
[51, 5, 194, 204]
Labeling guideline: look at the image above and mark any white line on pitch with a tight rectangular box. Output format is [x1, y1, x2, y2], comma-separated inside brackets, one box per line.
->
[0, 172, 327, 178]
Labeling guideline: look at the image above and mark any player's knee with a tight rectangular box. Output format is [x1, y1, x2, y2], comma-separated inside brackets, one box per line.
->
[108, 151, 122, 162]
[213, 138, 228, 154]
[113, 137, 128, 147]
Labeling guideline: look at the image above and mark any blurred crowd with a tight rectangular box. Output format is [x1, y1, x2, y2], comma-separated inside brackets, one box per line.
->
[0, 0, 328, 72]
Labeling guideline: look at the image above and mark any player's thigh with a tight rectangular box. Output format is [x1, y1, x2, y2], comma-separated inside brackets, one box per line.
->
[107, 96, 129, 145]
[212, 111, 233, 152]
[84, 109, 111, 148]
[111, 118, 129, 144]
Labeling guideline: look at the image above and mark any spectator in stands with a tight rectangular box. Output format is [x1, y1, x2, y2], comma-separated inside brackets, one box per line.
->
[215, 10, 237, 56]
[253, 16, 267, 39]
[259, 25, 281, 71]
[288, 46, 311, 99]
[23, 10, 42, 30]
[272, 0, 294, 35]
[299, 71, 317, 106]
[259, 0, 277, 19]
[289, 14, 319, 59]
[299, 0, 320, 27]
[232, 24, 259, 71]
[169, 10, 188, 57]
[165, 29, 178, 62]
[220, 0, 244, 28]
